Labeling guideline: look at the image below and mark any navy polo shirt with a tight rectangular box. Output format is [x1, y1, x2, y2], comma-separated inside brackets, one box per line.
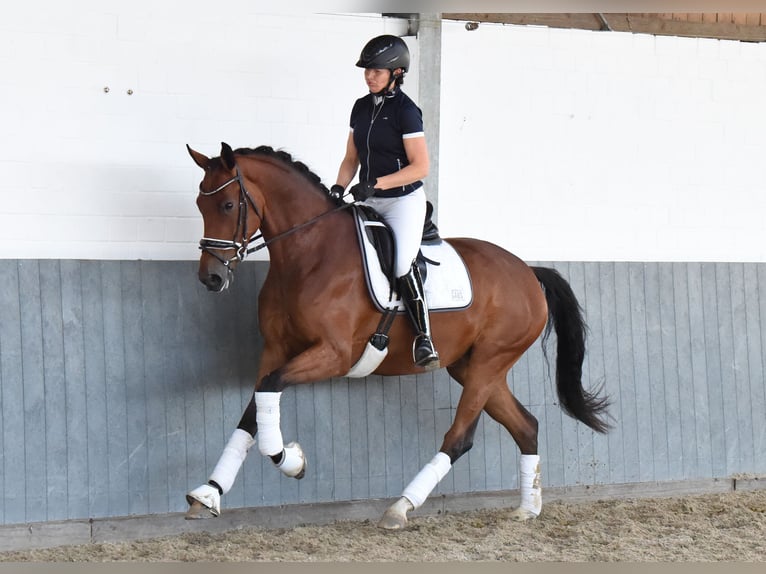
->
[350, 89, 424, 198]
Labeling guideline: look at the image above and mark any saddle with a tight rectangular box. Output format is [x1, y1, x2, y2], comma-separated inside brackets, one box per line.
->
[355, 200, 442, 290]
[346, 202, 473, 377]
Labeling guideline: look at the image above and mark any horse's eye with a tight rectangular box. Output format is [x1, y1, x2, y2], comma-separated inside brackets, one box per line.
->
[223, 201, 235, 213]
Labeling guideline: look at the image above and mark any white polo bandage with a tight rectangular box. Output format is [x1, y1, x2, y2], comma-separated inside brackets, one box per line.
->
[401, 452, 452, 509]
[255, 391, 284, 457]
[519, 454, 542, 516]
[208, 428, 255, 495]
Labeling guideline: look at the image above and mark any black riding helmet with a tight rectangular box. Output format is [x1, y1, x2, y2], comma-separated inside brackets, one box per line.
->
[356, 34, 410, 74]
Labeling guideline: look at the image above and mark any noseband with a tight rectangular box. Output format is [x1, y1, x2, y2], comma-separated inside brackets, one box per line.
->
[198, 163, 354, 269]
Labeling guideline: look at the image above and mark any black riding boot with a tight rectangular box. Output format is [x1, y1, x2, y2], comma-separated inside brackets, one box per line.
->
[397, 264, 441, 370]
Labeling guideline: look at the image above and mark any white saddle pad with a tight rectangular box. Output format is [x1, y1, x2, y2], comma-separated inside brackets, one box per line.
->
[353, 209, 473, 312]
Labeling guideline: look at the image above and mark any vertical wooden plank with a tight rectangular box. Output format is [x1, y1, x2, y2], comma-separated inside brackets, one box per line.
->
[99, 262, 129, 518]
[294, 385, 316, 504]
[759, 264, 766, 473]
[729, 263, 753, 473]
[139, 262, 170, 514]
[644, 262, 669, 480]
[687, 263, 713, 477]
[599, 262, 624, 485]
[365, 375, 386, 498]
[181, 266, 209, 507]
[80, 261, 109, 518]
[659, 263, 683, 480]
[120, 261, 148, 516]
[715, 263, 740, 475]
[331, 377, 352, 501]
[555, 262, 582, 488]
[158, 261, 195, 513]
[701, 263, 726, 477]
[0, 261, 24, 523]
[415, 370, 437, 476]
[672, 262, 698, 479]
[432, 369, 454, 494]
[348, 376, 370, 501]
[39, 260, 68, 522]
[60, 260, 90, 519]
[746, 264, 766, 473]
[229, 261, 262, 509]
[448, 375, 469, 494]
[583, 262, 610, 485]
[383, 376, 403, 497]
[705, 263, 739, 476]
[399, 373, 421, 492]
[568, 261, 595, 486]
[614, 261, 640, 483]
[17, 261, 46, 522]
[628, 262, 654, 482]
[312, 379, 334, 502]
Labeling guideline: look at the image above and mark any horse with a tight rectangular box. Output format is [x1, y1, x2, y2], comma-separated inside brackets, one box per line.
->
[184, 142, 611, 529]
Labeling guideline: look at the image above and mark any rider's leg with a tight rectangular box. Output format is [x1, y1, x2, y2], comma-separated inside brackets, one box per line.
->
[365, 187, 439, 369]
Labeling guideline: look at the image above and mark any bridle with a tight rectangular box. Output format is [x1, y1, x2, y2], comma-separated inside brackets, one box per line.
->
[198, 163, 354, 269]
[198, 165, 264, 268]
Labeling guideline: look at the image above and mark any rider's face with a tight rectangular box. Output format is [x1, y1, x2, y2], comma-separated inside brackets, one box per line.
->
[365, 68, 397, 93]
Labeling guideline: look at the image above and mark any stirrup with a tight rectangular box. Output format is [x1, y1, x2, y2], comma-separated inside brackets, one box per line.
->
[414, 335, 440, 370]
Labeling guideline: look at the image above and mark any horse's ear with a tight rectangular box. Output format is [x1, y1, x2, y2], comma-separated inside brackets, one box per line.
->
[220, 142, 236, 171]
[187, 144, 210, 169]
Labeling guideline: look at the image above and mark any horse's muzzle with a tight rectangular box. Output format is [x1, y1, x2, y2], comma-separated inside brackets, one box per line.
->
[199, 268, 232, 292]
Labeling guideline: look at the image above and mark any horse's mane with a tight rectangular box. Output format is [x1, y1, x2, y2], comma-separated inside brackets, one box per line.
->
[232, 146, 344, 207]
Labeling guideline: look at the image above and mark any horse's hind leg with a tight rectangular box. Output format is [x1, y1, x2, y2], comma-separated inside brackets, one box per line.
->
[483, 384, 542, 521]
[378, 364, 492, 530]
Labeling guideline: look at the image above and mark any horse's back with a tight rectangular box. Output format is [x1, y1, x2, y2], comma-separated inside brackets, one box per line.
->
[445, 236, 542, 294]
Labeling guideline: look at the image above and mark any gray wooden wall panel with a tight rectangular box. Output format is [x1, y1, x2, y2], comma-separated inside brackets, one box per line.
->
[1, 259, 766, 526]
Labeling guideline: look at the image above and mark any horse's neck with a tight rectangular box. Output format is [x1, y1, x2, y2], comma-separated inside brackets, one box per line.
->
[246, 158, 349, 266]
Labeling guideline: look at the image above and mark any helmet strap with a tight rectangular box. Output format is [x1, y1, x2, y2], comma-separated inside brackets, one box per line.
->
[371, 70, 399, 97]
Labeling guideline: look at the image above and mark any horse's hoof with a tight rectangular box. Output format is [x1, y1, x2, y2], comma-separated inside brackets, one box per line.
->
[279, 442, 307, 479]
[509, 507, 539, 522]
[185, 499, 215, 520]
[377, 510, 408, 530]
[377, 497, 412, 530]
[185, 484, 221, 519]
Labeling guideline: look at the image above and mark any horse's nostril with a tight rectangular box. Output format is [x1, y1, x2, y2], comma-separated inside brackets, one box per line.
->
[204, 273, 223, 291]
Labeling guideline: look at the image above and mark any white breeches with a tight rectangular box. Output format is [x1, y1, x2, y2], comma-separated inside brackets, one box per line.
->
[363, 186, 427, 277]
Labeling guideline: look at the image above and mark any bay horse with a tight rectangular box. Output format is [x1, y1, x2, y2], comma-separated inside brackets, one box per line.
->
[184, 142, 610, 529]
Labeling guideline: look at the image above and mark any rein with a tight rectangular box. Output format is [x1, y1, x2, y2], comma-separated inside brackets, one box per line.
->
[199, 164, 354, 266]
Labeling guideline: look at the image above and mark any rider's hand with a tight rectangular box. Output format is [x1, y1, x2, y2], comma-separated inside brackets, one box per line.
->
[330, 184, 344, 199]
[350, 180, 377, 202]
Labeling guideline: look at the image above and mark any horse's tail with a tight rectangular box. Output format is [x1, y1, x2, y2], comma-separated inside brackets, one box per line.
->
[531, 266, 612, 434]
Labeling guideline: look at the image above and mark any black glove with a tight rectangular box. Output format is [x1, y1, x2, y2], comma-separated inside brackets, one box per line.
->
[350, 180, 378, 202]
[329, 184, 344, 199]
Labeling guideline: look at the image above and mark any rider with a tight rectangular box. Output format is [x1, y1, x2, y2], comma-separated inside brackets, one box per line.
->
[331, 34, 440, 370]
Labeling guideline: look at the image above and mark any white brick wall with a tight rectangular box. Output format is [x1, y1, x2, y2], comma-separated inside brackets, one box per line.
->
[0, 4, 410, 259]
[439, 20, 766, 262]
[2, 8, 765, 262]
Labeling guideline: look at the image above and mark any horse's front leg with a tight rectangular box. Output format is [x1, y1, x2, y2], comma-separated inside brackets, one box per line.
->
[186, 396, 259, 519]
[253, 342, 350, 476]
[186, 342, 348, 519]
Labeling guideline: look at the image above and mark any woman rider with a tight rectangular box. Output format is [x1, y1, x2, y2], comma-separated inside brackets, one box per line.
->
[331, 34, 440, 370]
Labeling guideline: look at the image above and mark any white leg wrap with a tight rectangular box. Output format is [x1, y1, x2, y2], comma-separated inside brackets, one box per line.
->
[255, 392, 284, 457]
[401, 452, 452, 509]
[208, 428, 255, 495]
[519, 454, 542, 516]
